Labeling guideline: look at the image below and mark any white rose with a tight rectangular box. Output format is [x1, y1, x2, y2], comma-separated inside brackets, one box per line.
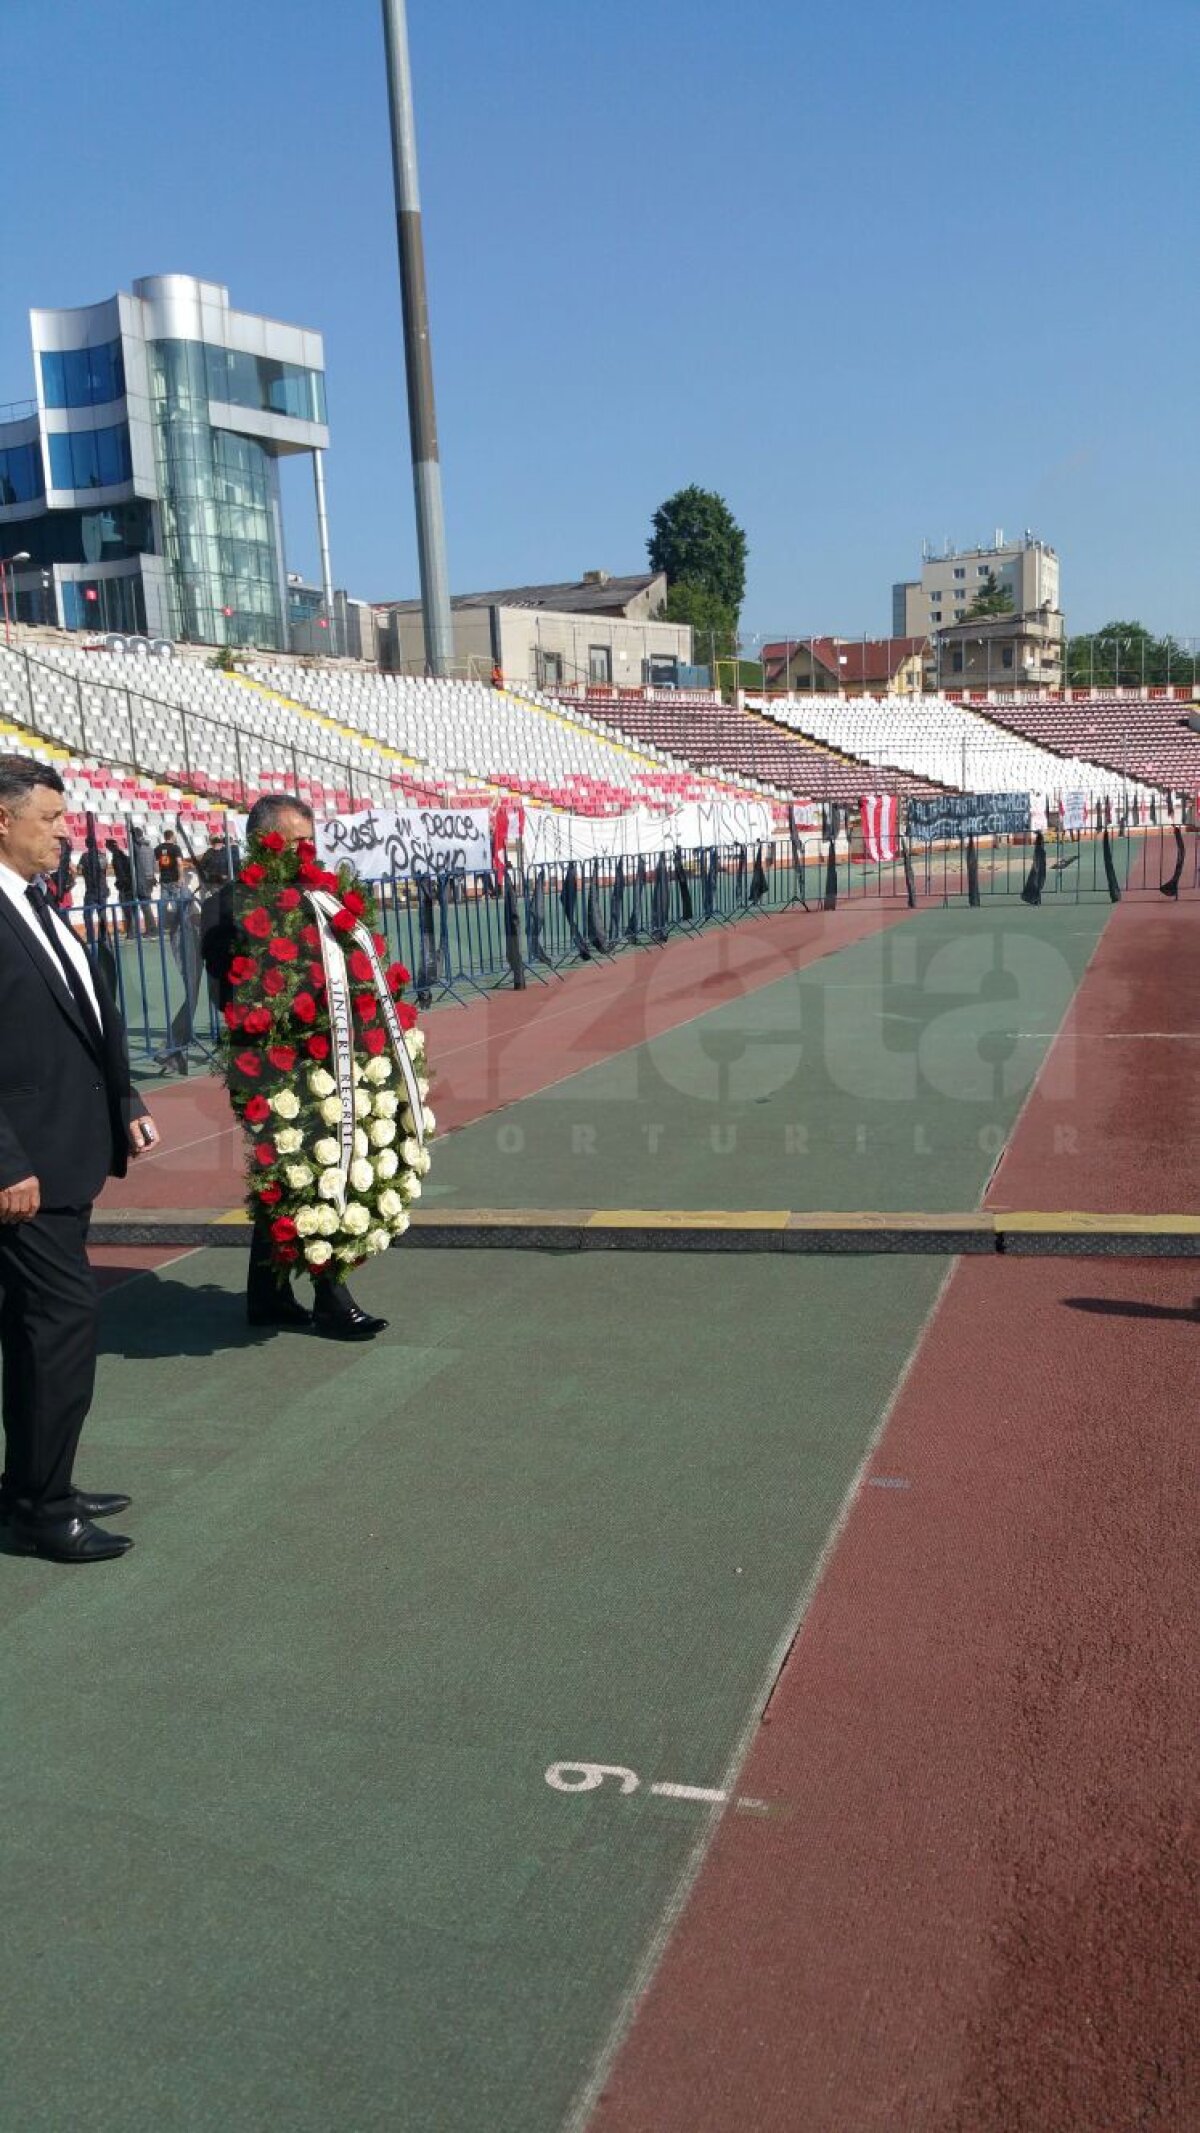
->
[354, 1089, 372, 1119]
[416, 1077, 430, 1100]
[366, 1229, 392, 1256]
[317, 1171, 344, 1202]
[354, 1128, 369, 1158]
[404, 1032, 422, 1058]
[294, 1206, 320, 1236]
[370, 1119, 397, 1149]
[308, 1069, 336, 1099]
[402, 1176, 421, 1202]
[372, 1090, 399, 1119]
[305, 1240, 333, 1268]
[420, 1107, 436, 1135]
[389, 1209, 410, 1237]
[341, 1203, 370, 1236]
[284, 1163, 314, 1191]
[319, 1097, 343, 1127]
[374, 1149, 399, 1180]
[270, 1089, 300, 1119]
[400, 1137, 421, 1166]
[313, 1137, 340, 1167]
[335, 1244, 360, 1264]
[352, 1061, 365, 1084]
[363, 1056, 392, 1084]
[415, 1149, 432, 1175]
[350, 1159, 375, 1194]
[274, 1128, 304, 1155]
[315, 1205, 340, 1236]
[377, 1189, 403, 1221]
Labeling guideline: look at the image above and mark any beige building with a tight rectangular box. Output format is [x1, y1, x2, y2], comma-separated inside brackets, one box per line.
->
[893, 533, 1061, 638]
[933, 608, 1065, 692]
[379, 570, 692, 689]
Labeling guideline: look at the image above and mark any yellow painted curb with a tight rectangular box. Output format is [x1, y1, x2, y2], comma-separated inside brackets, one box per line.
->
[586, 1208, 792, 1231]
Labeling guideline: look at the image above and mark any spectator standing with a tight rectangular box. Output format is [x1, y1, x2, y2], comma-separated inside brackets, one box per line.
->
[130, 826, 157, 935]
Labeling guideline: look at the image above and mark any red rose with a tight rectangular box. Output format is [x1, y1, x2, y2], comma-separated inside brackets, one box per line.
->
[341, 889, 366, 918]
[386, 962, 410, 991]
[224, 1004, 246, 1031]
[243, 907, 271, 939]
[348, 949, 372, 983]
[306, 1034, 330, 1060]
[332, 908, 356, 935]
[354, 992, 378, 1023]
[292, 992, 317, 1025]
[397, 1001, 418, 1031]
[275, 1243, 299, 1264]
[363, 1026, 387, 1056]
[277, 887, 301, 911]
[243, 1006, 272, 1036]
[268, 937, 299, 963]
[270, 1214, 298, 1243]
[257, 1183, 282, 1205]
[299, 924, 319, 948]
[235, 1049, 263, 1079]
[373, 932, 389, 956]
[229, 954, 256, 984]
[262, 968, 285, 997]
[240, 863, 266, 887]
[254, 1141, 276, 1167]
[267, 1044, 297, 1072]
[243, 1093, 271, 1124]
[258, 831, 286, 853]
[296, 838, 316, 862]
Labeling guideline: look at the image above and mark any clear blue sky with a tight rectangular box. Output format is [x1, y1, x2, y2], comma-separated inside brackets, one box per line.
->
[3, 0, 1197, 641]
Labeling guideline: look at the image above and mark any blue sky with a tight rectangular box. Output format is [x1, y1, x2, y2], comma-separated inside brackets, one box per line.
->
[3, 0, 1196, 640]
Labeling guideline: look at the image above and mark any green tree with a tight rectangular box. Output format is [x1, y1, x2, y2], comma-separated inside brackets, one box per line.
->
[1063, 620, 1197, 689]
[648, 485, 747, 614]
[965, 570, 1015, 619]
[657, 579, 739, 664]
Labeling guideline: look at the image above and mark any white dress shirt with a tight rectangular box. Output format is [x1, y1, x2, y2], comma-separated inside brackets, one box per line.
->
[0, 859, 104, 1027]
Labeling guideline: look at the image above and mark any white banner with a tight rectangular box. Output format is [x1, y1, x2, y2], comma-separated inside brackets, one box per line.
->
[1060, 791, 1087, 831]
[316, 804, 492, 880]
[522, 798, 774, 867]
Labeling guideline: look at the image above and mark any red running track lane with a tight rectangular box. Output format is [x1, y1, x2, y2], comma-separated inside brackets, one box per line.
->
[96, 905, 909, 1214]
[987, 900, 1200, 1215]
[589, 906, 1200, 2133]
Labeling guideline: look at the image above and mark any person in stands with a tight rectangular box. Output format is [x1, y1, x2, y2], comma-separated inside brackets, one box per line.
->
[201, 792, 388, 1344]
[130, 825, 157, 935]
[106, 838, 135, 938]
[155, 832, 182, 890]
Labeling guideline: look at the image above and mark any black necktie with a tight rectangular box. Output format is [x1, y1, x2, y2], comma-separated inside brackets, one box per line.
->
[25, 882, 104, 1043]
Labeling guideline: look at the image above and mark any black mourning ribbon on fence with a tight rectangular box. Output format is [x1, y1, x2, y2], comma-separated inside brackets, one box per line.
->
[609, 855, 626, 939]
[966, 835, 981, 907]
[735, 846, 747, 905]
[700, 847, 718, 922]
[502, 873, 526, 986]
[1101, 828, 1122, 902]
[560, 862, 590, 958]
[750, 844, 768, 904]
[626, 858, 645, 943]
[673, 849, 693, 922]
[901, 840, 917, 908]
[1159, 827, 1186, 899]
[1020, 831, 1047, 906]
[823, 840, 838, 911]
[526, 870, 550, 964]
[585, 864, 609, 953]
[415, 877, 439, 1003]
[650, 853, 669, 943]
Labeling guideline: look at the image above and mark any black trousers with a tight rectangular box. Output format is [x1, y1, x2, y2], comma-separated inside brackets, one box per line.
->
[0, 1205, 97, 1518]
[247, 1210, 346, 1306]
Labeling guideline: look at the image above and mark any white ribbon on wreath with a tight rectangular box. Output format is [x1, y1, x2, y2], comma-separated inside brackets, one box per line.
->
[307, 888, 428, 1210]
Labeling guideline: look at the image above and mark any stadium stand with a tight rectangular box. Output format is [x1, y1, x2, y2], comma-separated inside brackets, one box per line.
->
[967, 693, 1200, 793]
[750, 690, 1162, 812]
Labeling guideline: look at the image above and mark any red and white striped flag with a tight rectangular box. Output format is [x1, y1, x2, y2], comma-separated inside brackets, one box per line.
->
[861, 794, 898, 863]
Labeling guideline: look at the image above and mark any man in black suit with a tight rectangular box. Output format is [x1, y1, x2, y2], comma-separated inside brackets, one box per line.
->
[0, 757, 160, 1564]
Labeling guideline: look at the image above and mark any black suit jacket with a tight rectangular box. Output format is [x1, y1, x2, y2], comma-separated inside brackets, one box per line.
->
[0, 892, 147, 1206]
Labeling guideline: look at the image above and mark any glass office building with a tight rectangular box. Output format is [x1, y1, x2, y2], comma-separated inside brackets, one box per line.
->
[0, 276, 332, 648]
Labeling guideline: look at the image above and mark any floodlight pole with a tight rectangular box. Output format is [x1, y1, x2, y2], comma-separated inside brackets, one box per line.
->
[381, 0, 454, 677]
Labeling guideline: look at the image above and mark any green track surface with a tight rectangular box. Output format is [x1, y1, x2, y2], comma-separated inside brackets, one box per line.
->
[429, 903, 1109, 1212]
[0, 901, 1107, 2130]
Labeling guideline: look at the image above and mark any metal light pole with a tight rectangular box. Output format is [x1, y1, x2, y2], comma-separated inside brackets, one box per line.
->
[381, 0, 454, 678]
[0, 551, 31, 647]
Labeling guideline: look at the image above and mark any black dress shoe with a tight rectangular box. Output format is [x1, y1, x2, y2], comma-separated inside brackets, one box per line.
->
[247, 1291, 313, 1330]
[10, 1515, 133, 1564]
[311, 1289, 388, 1341]
[73, 1490, 132, 1519]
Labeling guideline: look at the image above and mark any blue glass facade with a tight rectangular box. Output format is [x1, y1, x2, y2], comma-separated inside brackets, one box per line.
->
[47, 423, 133, 492]
[40, 337, 125, 409]
[0, 438, 43, 506]
[201, 343, 326, 424]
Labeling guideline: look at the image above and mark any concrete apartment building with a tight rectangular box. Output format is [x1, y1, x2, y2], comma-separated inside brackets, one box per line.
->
[892, 532, 1060, 637]
[379, 570, 692, 688]
[933, 609, 1065, 692]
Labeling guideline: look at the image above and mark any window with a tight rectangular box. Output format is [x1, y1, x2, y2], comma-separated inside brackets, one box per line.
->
[0, 439, 44, 505]
[930, 609, 943, 623]
[48, 423, 133, 491]
[951, 650, 964, 673]
[928, 588, 942, 601]
[588, 644, 612, 685]
[539, 650, 564, 686]
[41, 338, 125, 410]
[953, 566, 965, 579]
[954, 608, 966, 620]
[1001, 647, 1014, 669]
[977, 564, 989, 577]
[203, 345, 326, 424]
